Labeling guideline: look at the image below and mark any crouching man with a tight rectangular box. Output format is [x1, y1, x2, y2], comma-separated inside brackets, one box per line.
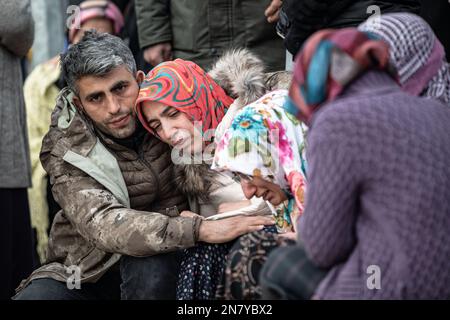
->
[14, 31, 273, 300]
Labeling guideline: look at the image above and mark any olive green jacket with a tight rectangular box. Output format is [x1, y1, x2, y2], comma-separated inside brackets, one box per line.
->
[135, 0, 285, 71]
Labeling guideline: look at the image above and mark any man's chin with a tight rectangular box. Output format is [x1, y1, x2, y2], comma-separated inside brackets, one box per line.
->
[115, 128, 136, 139]
[102, 123, 136, 139]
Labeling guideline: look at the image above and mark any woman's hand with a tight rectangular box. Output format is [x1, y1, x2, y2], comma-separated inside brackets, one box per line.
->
[198, 215, 275, 243]
[278, 232, 297, 241]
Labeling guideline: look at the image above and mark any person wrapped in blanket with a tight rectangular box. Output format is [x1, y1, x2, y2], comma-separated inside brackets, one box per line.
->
[134, 58, 277, 300]
[211, 89, 309, 299]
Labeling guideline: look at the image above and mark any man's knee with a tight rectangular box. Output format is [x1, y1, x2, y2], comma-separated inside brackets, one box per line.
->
[120, 251, 181, 300]
[13, 278, 83, 300]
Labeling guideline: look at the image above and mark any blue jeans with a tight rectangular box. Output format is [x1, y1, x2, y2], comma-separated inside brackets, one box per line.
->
[13, 251, 181, 300]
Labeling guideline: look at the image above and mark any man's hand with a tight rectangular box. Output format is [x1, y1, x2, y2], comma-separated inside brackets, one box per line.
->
[198, 215, 275, 243]
[265, 0, 283, 23]
[180, 210, 205, 219]
[143, 42, 173, 66]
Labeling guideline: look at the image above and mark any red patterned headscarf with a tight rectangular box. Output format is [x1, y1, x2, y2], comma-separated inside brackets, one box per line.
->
[135, 59, 234, 135]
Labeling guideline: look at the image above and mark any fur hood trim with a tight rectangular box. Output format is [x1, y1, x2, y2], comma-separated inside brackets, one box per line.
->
[208, 48, 267, 106]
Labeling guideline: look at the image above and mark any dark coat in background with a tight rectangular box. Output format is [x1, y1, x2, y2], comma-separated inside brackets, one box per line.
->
[120, 0, 152, 72]
[135, 0, 286, 71]
[281, 0, 421, 57]
[420, 0, 450, 57]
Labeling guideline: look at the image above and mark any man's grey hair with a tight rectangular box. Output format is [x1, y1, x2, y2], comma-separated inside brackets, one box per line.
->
[61, 30, 137, 95]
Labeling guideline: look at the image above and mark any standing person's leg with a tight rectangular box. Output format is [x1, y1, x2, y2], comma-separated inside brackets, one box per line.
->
[0, 189, 34, 300]
[120, 251, 182, 300]
[0, 189, 14, 300]
[12, 189, 36, 293]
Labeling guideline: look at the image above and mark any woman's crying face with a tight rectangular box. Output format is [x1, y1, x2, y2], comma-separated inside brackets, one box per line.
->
[239, 175, 288, 206]
[141, 101, 203, 154]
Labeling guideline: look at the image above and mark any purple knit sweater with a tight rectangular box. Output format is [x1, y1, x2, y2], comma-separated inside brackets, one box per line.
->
[299, 71, 450, 299]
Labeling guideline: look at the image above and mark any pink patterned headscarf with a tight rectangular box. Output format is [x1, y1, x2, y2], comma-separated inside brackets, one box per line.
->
[68, 0, 124, 43]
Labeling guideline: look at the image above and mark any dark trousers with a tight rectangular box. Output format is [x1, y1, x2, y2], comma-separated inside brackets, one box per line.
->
[12, 268, 122, 300]
[0, 189, 35, 300]
[120, 252, 181, 300]
[13, 251, 181, 300]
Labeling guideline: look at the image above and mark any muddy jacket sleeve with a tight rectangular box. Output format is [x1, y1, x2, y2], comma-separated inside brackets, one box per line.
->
[47, 159, 202, 257]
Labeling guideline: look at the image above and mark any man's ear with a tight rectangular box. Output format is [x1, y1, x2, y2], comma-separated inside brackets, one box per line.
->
[136, 70, 145, 85]
[72, 95, 84, 112]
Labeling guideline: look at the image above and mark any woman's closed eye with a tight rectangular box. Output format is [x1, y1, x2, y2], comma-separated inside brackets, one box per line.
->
[168, 110, 180, 118]
[149, 121, 161, 132]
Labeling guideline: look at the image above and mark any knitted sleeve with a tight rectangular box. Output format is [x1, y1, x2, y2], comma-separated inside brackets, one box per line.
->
[298, 114, 359, 268]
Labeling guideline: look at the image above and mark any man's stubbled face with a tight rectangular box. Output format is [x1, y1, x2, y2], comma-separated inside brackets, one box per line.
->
[73, 65, 144, 139]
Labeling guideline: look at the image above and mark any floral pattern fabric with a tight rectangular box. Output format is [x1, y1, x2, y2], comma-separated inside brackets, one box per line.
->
[212, 90, 308, 231]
